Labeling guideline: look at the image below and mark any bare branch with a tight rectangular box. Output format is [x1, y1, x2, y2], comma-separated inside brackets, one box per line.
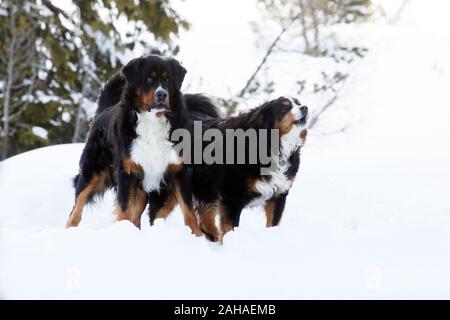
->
[298, 1, 311, 52]
[41, 0, 71, 19]
[237, 14, 300, 98]
[41, 0, 77, 36]
[390, 0, 411, 23]
[307, 73, 349, 129]
[307, 94, 338, 129]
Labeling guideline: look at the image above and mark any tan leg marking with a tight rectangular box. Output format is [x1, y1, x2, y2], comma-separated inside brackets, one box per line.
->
[219, 213, 233, 238]
[198, 208, 220, 242]
[264, 200, 276, 228]
[152, 192, 178, 222]
[115, 204, 130, 223]
[115, 187, 148, 229]
[198, 203, 231, 243]
[174, 185, 203, 237]
[66, 175, 101, 228]
[129, 188, 148, 228]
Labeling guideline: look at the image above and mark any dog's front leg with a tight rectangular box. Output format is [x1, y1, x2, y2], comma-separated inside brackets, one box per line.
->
[264, 192, 288, 227]
[174, 167, 203, 237]
[115, 165, 147, 229]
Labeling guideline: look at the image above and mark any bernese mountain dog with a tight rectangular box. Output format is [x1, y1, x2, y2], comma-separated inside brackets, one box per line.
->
[148, 96, 309, 242]
[65, 55, 208, 230]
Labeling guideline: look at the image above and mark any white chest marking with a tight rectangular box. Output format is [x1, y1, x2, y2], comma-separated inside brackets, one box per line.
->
[129, 111, 179, 192]
[250, 162, 293, 208]
[249, 123, 304, 208]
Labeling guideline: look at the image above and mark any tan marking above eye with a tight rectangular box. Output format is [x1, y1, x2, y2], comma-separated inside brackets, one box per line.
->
[150, 71, 157, 78]
[282, 100, 291, 107]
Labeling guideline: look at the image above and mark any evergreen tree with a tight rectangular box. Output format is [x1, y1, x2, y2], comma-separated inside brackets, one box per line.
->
[0, 0, 188, 159]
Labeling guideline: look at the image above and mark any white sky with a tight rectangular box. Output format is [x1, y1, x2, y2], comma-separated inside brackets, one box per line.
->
[174, 0, 450, 98]
[53, 0, 450, 99]
[173, 0, 262, 98]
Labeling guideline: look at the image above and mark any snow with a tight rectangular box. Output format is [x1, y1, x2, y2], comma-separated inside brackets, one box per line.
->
[1, 0, 450, 299]
[31, 126, 48, 140]
[61, 112, 71, 123]
[174, 0, 261, 96]
[35, 90, 59, 104]
[81, 98, 97, 119]
[69, 92, 97, 119]
[83, 25, 118, 68]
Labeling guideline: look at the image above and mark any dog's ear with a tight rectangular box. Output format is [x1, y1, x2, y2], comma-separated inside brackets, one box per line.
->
[168, 58, 187, 91]
[250, 106, 273, 130]
[121, 57, 142, 88]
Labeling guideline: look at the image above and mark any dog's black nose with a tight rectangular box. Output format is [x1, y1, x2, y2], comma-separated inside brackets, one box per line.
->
[155, 87, 168, 103]
[300, 105, 308, 116]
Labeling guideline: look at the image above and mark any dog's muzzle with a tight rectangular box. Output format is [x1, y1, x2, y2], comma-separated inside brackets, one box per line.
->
[293, 106, 308, 126]
[155, 86, 169, 108]
[300, 106, 308, 121]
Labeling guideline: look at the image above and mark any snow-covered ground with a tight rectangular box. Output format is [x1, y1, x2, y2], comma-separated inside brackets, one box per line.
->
[1, 0, 450, 299]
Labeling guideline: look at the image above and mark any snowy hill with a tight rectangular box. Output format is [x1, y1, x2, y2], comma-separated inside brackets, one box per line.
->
[1, 1, 450, 299]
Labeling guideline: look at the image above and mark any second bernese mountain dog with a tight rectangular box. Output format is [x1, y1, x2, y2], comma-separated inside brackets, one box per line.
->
[149, 96, 309, 242]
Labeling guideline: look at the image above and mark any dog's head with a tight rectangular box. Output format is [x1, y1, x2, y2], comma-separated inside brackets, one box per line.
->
[251, 96, 309, 155]
[252, 96, 308, 145]
[121, 55, 186, 113]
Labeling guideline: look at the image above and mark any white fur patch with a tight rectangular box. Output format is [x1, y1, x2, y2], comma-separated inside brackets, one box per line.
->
[280, 124, 302, 156]
[249, 161, 293, 208]
[130, 110, 179, 192]
[280, 99, 307, 156]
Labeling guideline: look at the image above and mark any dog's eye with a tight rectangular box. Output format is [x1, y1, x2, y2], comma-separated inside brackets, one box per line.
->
[147, 77, 152, 84]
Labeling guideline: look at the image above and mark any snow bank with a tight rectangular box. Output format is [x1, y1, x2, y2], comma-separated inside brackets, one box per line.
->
[1, 0, 450, 299]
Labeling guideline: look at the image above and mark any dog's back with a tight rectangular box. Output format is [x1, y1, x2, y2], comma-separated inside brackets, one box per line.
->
[183, 94, 223, 121]
[97, 73, 125, 115]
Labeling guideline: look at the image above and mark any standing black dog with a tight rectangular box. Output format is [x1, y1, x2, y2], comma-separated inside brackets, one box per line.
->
[66, 55, 199, 229]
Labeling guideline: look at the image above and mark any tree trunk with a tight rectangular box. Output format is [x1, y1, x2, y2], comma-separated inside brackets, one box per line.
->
[311, 3, 320, 54]
[72, 9, 94, 144]
[2, 81, 11, 159]
[72, 65, 89, 143]
[2, 6, 17, 159]
[298, 1, 310, 53]
[72, 95, 85, 143]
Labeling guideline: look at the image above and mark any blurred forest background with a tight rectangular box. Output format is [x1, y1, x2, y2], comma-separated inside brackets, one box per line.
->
[0, 0, 375, 160]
